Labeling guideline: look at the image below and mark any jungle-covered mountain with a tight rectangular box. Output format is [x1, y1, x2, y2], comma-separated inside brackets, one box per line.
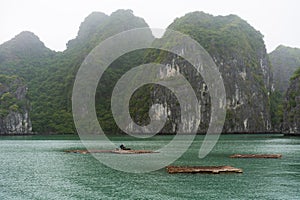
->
[147, 11, 272, 133]
[1, 9, 297, 134]
[0, 9, 149, 133]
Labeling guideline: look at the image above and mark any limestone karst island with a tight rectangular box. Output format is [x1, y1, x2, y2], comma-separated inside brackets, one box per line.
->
[0, 7, 299, 200]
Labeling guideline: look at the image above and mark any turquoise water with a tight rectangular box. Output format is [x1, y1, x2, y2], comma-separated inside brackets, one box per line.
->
[0, 134, 299, 199]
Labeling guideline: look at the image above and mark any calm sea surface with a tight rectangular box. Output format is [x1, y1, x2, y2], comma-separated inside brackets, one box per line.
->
[0, 134, 299, 200]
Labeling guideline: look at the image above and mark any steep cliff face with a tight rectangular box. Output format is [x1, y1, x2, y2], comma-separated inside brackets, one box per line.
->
[283, 69, 300, 134]
[0, 75, 32, 134]
[0, 10, 275, 134]
[148, 12, 272, 133]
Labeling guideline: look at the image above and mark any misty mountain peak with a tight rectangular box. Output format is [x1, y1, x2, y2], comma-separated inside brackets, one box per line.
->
[0, 31, 53, 63]
[4, 31, 47, 50]
[77, 12, 109, 39]
[67, 10, 148, 50]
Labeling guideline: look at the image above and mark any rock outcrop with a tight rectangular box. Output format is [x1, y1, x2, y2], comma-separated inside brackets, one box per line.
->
[0, 31, 54, 134]
[0, 10, 276, 134]
[148, 12, 272, 133]
[0, 75, 32, 134]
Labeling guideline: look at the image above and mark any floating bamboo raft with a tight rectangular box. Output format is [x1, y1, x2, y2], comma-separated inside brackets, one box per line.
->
[166, 166, 243, 174]
[65, 149, 158, 154]
[230, 154, 282, 159]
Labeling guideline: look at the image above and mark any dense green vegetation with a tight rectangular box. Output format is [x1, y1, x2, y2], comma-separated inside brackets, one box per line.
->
[167, 11, 272, 132]
[282, 67, 300, 133]
[269, 91, 283, 128]
[0, 75, 26, 117]
[1, 10, 292, 134]
[168, 11, 270, 98]
[96, 49, 155, 133]
[0, 9, 150, 133]
[0, 31, 59, 132]
[290, 67, 300, 80]
[286, 67, 300, 109]
[269, 46, 300, 129]
[168, 12, 265, 63]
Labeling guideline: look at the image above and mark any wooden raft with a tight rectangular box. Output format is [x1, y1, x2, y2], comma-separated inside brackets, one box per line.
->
[65, 149, 158, 154]
[230, 154, 282, 159]
[166, 166, 243, 174]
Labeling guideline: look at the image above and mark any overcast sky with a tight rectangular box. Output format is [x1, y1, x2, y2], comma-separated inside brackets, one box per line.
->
[0, 0, 299, 52]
